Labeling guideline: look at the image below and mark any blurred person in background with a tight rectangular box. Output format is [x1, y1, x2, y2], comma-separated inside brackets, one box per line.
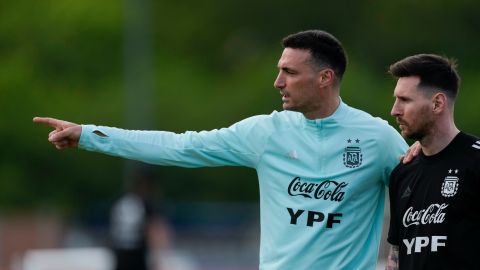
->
[386, 54, 480, 270]
[110, 168, 170, 270]
[34, 30, 416, 269]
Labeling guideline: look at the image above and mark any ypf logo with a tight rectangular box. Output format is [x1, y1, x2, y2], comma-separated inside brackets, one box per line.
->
[343, 139, 362, 168]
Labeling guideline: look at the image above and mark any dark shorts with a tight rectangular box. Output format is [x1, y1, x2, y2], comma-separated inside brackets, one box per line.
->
[113, 248, 148, 270]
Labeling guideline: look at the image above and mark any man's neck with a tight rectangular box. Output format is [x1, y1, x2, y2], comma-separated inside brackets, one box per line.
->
[421, 123, 460, 156]
[304, 96, 340, 120]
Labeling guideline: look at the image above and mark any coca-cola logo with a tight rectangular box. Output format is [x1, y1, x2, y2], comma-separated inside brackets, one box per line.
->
[402, 203, 448, 228]
[287, 177, 348, 202]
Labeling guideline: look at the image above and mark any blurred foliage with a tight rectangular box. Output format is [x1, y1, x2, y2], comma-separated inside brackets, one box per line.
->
[1, 0, 479, 214]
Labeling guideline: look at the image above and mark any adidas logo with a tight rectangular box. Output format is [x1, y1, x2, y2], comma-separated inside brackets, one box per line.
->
[401, 186, 412, 199]
[472, 140, 480, 150]
[287, 150, 298, 159]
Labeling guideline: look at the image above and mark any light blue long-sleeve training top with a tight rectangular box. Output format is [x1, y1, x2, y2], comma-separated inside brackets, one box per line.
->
[79, 101, 407, 269]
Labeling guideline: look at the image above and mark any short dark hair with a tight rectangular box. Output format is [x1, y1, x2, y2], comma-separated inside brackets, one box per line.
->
[282, 30, 348, 82]
[389, 54, 460, 100]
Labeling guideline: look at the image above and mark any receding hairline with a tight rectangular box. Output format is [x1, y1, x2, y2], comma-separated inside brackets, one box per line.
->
[281, 30, 347, 78]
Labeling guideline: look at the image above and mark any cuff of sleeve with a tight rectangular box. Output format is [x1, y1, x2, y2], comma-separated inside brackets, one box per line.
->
[386, 236, 398, 246]
[78, 124, 97, 150]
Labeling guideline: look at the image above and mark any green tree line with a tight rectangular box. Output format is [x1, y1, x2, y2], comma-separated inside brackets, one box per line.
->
[1, 0, 479, 214]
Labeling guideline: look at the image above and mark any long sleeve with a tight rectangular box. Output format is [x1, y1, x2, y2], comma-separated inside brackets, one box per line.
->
[78, 115, 273, 169]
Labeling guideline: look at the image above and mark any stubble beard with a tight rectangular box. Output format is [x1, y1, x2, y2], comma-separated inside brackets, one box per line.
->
[403, 117, 435, 142]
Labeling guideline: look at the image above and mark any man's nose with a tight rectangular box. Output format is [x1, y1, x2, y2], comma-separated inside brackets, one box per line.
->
[391, 101, 400, 116]
[274, 73, 285, 89]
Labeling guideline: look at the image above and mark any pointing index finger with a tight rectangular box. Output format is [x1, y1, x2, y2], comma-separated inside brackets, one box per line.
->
[33, 117, 63, 129]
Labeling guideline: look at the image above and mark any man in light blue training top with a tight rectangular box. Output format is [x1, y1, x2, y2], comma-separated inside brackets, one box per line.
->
[34, 30, 409, 269]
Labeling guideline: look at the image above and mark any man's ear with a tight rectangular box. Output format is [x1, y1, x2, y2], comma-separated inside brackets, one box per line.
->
[432, 92, 447, 113]
[318, 68, 335, 87]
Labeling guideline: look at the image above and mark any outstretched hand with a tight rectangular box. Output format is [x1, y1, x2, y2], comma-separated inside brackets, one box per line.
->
[33, 117, 82, 150]
[400, 141, 421, 164]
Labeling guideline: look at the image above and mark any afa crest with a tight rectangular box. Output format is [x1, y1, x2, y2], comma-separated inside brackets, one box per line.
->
[441, 175, 459, 198]
[343, 146, 363, 168]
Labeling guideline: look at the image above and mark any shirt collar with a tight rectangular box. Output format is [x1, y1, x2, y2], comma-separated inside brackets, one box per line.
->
[302, 98, 349, 128]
